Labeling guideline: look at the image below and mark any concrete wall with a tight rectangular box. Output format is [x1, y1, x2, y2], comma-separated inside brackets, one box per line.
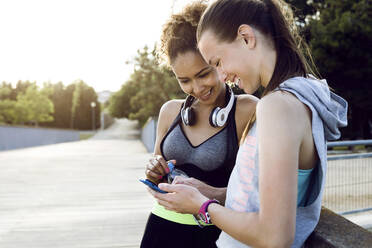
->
[0, 125, 80, 151]
[306, 207, 372, 247]
[141, 117, 157, 153]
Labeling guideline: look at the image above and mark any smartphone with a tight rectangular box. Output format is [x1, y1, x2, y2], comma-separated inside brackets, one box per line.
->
[139, 179, 168, 194]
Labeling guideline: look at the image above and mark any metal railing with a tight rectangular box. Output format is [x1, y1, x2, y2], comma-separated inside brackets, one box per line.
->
[324, 139, 372, 215]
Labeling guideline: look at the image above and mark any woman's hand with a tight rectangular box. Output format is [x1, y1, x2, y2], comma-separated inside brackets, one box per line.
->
[172, 176, 206, 188]
[149, 183, 209, 214]
[172, 176, 227, 203]
[145, 155, 175, 184]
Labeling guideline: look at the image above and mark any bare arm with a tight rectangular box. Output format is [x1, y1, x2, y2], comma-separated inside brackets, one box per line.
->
[172, 176, 227, 204]
[154, 92, 308, 247]
[145, 100, 181, 184]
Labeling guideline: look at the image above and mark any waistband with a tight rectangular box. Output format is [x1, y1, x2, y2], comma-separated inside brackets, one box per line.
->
[151, 202, 212, 226]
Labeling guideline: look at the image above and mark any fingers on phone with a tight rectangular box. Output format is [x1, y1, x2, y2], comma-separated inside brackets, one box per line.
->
[148, 157, 165, 175]
[172, 176, 184, 184]
[155, 155, 169, 174]
[146, 169, 163, 183]
[148, 170, 163, 179]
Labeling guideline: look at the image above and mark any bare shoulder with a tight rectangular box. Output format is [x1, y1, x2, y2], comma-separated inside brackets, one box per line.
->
[235, 94, 259, 117]
[234, 94, 259, 140]
[158, 99, 184, 129]
[257, 91, 310, 130]
[160, 99, 184, 115]
[236, 94, 259, 107]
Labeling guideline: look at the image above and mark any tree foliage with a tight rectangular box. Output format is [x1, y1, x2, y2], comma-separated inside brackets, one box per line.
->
[287, 0, 324, 26]
[0, 80, 101, 130]
[41, 82, 75, 129]
[0, 86, 16, 123]
[70, 80, 100, 130]
[308, 0, 372, 138]
[0, 83, 54, 125]
[109, 46, 185, 126]
[15, 84, 54, 125]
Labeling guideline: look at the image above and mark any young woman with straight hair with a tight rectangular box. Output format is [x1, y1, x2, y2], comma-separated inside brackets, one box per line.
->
[151, 0, 348, 247]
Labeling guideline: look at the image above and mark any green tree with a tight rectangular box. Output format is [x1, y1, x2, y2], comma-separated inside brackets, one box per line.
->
[109, 46, 185, 126]
[0, 86, 16, 124]
[0, 82, 15, 100]
[109, 81, 138, 118]
[309, 0, 372, 138]
[41, 82, 75, 129]
[287, 0, 325, 26]
[14, 85, 54, 125]
[70, 80, 100, 130]
[14, 81, 35, 99]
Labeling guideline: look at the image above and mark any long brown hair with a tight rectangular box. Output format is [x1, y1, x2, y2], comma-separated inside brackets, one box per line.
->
[197, 0, 319, 143]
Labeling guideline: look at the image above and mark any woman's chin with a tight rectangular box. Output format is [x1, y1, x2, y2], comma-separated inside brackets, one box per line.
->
[239, 81, 258, 95]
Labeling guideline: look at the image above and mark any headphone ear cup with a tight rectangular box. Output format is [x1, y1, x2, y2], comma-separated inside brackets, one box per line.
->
[209, 107, 220, 127]
[187, 107, 196, 126]
[215, 109, 228, 127]
[181, 107, 188, 125]
[211, 86, 235, 127]
[182, 95, 196, 126]
[182, 107, 196, 126]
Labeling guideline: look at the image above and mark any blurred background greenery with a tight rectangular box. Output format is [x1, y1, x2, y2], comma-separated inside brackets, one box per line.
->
[1, 0, 370, 139]
[108, 0, 371, 140]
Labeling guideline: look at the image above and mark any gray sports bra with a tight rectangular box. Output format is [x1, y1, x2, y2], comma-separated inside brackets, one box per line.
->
[160, 97, 239, 187]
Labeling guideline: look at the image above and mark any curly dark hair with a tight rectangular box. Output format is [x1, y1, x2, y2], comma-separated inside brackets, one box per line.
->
[157, 1, 207, 67]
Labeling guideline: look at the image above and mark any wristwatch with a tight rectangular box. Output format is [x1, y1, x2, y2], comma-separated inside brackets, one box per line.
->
[197, 199, 220, 224]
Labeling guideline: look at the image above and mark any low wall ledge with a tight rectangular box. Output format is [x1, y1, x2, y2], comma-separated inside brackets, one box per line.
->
[305, 207, 372, 247]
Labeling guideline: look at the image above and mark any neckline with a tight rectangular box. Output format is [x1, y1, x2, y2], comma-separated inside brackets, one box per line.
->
[178, 123, 228, 148]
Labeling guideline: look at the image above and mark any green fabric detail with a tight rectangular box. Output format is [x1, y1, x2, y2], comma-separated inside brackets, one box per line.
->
[151, 202, 212, 226]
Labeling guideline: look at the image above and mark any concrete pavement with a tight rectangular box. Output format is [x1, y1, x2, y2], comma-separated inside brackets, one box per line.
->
[0, 119, 153, 248]
[0, 118, 371, 248]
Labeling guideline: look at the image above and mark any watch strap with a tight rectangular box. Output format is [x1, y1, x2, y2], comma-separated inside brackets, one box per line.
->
[197, 199, 219, 225]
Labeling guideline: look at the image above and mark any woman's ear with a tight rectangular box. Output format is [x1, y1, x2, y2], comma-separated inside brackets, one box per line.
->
[237, 24, 256, 49]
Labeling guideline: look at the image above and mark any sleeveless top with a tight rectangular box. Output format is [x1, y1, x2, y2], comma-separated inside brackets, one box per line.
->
[217, 76, 348, 247]
[151, 97, 239, 224]
[298, 168, 314, 206]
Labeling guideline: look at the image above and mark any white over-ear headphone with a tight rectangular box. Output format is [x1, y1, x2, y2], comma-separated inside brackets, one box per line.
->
[181, 86, 235, 128]
[209, 86, 235, 127]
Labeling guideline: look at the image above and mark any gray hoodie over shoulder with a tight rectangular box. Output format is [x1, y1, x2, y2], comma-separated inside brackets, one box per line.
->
[216, 76, 348, 248]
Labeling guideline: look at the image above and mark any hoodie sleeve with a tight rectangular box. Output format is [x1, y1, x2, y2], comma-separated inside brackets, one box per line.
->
[278, 76, 348, 141]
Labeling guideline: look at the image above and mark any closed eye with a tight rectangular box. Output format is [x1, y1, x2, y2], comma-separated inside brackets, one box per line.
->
[199, 70, 212, 78]
[179, 79, 189, 84]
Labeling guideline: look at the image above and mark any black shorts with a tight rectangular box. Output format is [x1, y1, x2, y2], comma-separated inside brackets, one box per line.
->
[140, 213, 220, 248]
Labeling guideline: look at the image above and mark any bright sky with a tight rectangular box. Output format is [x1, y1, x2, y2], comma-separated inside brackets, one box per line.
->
[0, 0, 191, 92]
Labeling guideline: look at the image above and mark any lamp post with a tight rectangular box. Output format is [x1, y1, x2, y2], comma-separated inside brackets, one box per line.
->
[90, 101, 96, 131]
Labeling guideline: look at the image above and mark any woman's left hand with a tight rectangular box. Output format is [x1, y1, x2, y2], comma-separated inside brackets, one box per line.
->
[148, 183, 209, 214]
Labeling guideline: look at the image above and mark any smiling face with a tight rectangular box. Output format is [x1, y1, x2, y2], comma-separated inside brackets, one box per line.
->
[198, 29, 264, 94]
[171, 51, 225, 105]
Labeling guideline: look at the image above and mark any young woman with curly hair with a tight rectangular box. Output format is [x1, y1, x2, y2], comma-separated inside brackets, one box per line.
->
[140, 1, 257, 248]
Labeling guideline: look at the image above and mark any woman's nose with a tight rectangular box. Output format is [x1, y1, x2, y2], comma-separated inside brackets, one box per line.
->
[192, 81, 205, 96]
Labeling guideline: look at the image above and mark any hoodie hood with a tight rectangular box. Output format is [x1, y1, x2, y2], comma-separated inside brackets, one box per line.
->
[278, 76, 348, 141]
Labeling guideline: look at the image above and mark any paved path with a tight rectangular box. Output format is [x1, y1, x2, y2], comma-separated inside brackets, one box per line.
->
[0, 119, 371, 248]
[0, 119, 153, 248]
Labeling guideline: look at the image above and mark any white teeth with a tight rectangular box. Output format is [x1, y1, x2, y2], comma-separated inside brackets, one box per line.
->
[203, 90, 211, 97]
